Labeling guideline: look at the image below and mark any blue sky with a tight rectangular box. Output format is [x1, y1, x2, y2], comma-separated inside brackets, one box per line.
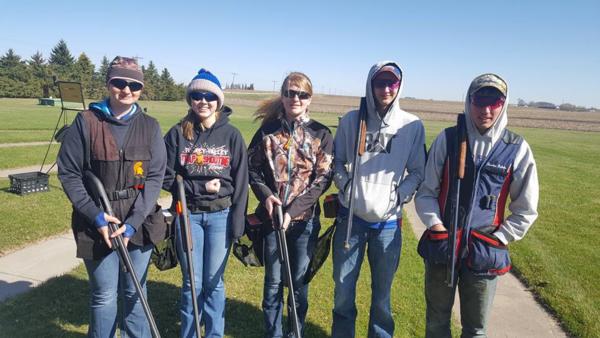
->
[1, 0, 599, 107]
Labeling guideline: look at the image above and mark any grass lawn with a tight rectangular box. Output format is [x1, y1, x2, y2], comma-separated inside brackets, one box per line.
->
[0, 98, 598, 337]
[0, 175, 72, 255]
[0, 144, 59, 169]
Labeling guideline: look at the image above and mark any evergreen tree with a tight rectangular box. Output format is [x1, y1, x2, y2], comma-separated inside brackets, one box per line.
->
[49, 39, 75, 80]
[141, 61, 160, 100]
[90, 56, 110, 99]
[28, 51, 53, 97]
[72, 53, 95, 98]
[159, 68, 178, 101]
[0, 49, 34, 97]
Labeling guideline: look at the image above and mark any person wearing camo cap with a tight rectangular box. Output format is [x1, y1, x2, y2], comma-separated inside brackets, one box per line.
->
[415, 73, 539, 337]
[58, 56, 167, 337]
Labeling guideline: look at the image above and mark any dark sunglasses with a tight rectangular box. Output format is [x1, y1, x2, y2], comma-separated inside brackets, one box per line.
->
[372, 79, 400, 90]
[189, 91, 218, 102]
[283, 89, 311, 100]
[471, 95, 505, 109]
[109, 79, 143, 91]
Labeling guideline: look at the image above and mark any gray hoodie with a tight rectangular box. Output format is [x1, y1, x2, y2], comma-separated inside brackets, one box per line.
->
[334, 61, 426, 223]
[415, 74, 539, 244]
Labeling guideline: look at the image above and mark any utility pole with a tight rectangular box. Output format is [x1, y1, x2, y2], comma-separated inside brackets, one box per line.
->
[272, 80, 278, 92]
[231, 72, 238, 89]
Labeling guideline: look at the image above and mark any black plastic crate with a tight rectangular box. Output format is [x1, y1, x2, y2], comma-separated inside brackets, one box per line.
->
[8, 171, 50, 195]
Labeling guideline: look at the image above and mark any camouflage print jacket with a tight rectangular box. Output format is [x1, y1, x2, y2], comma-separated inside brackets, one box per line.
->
[248, 116, 334, 221]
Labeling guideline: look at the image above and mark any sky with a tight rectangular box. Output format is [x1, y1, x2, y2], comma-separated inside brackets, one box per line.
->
[1, 0, 599, 107]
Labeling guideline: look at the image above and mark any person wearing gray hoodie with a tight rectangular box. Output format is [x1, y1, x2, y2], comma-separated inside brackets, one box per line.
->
[331, 61, 426, 338]
[415, 74, 539, 337]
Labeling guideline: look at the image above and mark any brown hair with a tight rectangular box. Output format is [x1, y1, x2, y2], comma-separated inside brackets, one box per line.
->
[254, 72, 313, 126]
[181, 109, 222, 141]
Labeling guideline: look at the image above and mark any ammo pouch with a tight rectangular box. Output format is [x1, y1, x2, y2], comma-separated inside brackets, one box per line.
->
[232, 213, 265, 267]
[140, 204, 173, 246]
[323, 193, 339, 219]
[466, 229, 511, 276]
[150, 208, 178, 271]
[418, 229, 450, 265]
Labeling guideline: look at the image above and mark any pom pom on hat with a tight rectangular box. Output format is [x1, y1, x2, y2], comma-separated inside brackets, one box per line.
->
[186, 68, 224, 109]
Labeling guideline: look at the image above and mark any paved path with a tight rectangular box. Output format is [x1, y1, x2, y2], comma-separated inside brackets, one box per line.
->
[0, 141, 49, 148]
[0, 232, 79, 302]
[404, 201, 567, 337]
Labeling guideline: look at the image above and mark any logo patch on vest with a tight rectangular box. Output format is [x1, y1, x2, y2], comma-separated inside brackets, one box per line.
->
[133, 161, 144, 177]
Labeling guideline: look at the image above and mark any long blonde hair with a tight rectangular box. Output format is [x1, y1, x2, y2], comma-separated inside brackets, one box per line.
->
[181, 109, 221, 141]
[254, 72, 313, 126]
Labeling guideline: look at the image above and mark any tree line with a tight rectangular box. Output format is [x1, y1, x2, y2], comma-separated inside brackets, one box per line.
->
[0, 39, 186, 101]
[517, 98, 596, 112]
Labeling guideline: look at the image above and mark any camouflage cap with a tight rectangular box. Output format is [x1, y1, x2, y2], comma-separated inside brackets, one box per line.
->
[468, 73, 507, 97]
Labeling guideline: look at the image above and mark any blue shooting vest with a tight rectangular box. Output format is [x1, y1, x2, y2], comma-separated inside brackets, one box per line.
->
[440, 126, 522, 275]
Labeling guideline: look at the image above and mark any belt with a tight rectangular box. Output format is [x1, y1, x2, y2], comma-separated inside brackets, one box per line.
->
[107, 187, 138, 201]
[188, 196, 232, 213]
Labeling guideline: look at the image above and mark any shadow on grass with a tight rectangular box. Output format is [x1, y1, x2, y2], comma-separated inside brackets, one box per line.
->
[0, 280, 33, 303]
[0, 271, 328, 338]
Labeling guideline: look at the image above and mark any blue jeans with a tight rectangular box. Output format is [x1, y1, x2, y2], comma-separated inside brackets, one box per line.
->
[176, 208, 232, 338]
[83, 243, 154, 338]
[331, 215, 402, 338]
[424, 262, 498, 338]
[262, 216, 320, 338]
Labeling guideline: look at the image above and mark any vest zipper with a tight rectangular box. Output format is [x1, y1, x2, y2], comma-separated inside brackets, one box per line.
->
[282, 122, 295, 206]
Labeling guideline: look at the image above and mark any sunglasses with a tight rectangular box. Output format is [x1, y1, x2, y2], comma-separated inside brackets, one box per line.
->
[471, 95, 505, 109]
[283, 89, 311, 100]
[109, 79, 143, 91]
[189, 92, 218, 102]
[372, 79, 400, 90]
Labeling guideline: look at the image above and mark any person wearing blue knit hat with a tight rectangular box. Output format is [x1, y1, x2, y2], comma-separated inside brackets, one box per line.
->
[163, 68, 249, 338]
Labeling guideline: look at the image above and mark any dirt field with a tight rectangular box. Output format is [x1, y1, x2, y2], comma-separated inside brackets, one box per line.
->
[226, 90, 600, 132]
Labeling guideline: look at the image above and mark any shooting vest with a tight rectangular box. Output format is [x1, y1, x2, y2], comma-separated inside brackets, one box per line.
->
[439, 126, 522, 231]
[436, 126, 522, 275]
[72, 110, 165, 260]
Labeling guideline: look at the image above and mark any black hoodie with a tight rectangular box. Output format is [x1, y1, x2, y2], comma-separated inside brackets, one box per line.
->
[163, 106, 249, 238]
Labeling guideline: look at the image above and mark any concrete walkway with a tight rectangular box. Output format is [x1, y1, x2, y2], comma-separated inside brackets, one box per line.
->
[404, 201, 567, 337]
[0, 232, 79, 302]
[0, 141, 49, 148]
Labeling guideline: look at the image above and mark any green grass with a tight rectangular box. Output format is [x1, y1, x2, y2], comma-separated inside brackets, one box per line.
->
[0, 98, 598, 337]
[0, 144, 59, 169]
[0, 175, 72, 255]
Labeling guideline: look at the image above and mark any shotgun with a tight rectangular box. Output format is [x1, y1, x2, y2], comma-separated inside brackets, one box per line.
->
[446, 114, 467, 288]
[176, 175, 202, 338]
[275, 205, 302, 338]
[343, 97, 367, 249]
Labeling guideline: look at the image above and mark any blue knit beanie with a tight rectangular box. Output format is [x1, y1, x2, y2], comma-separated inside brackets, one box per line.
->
[186, 68, 224, 109]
